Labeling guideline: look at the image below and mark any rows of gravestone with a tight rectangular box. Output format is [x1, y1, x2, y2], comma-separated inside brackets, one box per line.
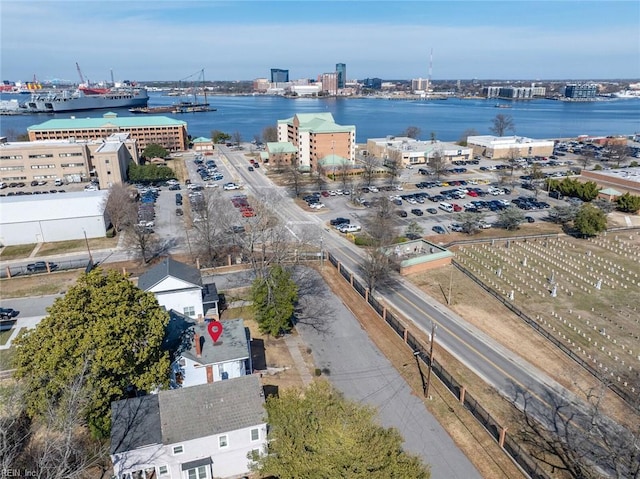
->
[457, 244, 639, 395]
[588, 232, 640, 260]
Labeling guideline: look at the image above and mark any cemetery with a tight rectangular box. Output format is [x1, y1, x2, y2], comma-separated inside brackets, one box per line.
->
[453, 230, 640, 401]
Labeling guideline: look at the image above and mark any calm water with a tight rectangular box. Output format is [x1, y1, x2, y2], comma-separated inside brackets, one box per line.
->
[2, 92, 639, 143]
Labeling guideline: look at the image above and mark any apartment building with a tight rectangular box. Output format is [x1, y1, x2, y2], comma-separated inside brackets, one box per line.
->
[276, 112, 355, 172]
[0, 133, 139, 189]
[27, 112, 188, 153]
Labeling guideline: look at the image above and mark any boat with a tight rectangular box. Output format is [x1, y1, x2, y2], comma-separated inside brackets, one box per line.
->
[129, 105, 179, 114]
[21, 85, 149, 113]
[495, 103, 512, 108]
[612, 90, 640, 99]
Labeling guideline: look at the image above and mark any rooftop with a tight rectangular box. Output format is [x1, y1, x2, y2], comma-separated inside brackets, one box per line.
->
[0, 191, 108, 223]
[181, 318, 250, 366]
[27, 113, 187, 131]
[137, 257, 203, 291]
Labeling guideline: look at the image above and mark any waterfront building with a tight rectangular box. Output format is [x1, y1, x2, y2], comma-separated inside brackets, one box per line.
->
[276, 112, 355, 171]
[483, 85, 546, 99]
[253, 78, 270, 92]
[319, 72, 338, 95]
[466, 135, 554, 159]
[270, 68, 289, 83]
[362, 78, 382, 90]
[564, 83, 598, 100]
[0, 133, 138, 189]
[336, 63, 347, 89]
[412, 78, 430, 93]
[366, 137, 472, 167]
[27, 112, 188, 153]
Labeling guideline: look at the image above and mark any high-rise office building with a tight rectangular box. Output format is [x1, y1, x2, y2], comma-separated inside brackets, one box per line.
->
[336, 63, 346, 89]
[270, 69, 289, 83]
[564, 83, 597, 99]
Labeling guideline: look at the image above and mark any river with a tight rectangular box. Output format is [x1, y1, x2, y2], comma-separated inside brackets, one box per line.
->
[1, 92, 639, 143]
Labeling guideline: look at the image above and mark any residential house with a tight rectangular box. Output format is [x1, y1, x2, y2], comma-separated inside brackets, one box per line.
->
[138, 257, 219, 321]
[110, 375, 267, 479]
[168, 315, 252, 389]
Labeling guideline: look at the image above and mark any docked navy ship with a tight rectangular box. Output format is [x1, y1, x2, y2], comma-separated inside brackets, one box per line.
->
[21, 85, 149, 113]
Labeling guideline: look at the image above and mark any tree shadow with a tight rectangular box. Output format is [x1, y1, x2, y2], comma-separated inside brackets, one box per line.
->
[251, 338, 267, 371]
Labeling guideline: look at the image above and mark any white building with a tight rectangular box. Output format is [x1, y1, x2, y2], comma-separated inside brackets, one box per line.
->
[168, 316, 252, 389]
[110, 375, 267, 479]
[138, 257, 219, 321]
[466, 135, 555, 159]
[0, 190, 108, 246]
[365, 137, 473, 167]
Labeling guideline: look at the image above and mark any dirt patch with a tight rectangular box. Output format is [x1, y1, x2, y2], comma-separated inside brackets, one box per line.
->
[0, 270, 81, 299]
[318, 264, 525, 479]
[0, 244, 37, 260]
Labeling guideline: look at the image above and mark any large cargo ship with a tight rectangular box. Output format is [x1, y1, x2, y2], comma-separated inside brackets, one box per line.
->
[21, 86, 149, 113]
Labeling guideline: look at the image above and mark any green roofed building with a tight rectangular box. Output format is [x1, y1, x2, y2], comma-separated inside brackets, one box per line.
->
[192, 136, 214, 153]
[276, 112, 355, 172]
[27, 112, 189, 152]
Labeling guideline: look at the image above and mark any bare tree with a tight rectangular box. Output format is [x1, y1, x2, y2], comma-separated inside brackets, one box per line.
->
[404, 220, 424, 238]
[338, 160, 352, 191]
[102, 183, 137, 233]
[364, 197, 398, 246]
[580, 150, 595, 170]
[0, 382, 32, 473]
[385, 150, 403, 188]
[360, 155, 380, 187]
[262, 125, 278, 143]
[490, 114, 515, 137]
[402, 126, 421, 139]
[361, 248, 393, 293]
[458, 128, 479, 146]
[603, 143, 630, 168]
[313, 164, 327, 192]
[512, 383, 640, 479]
[528, 163, 546, 198]
[190, 189, 234, 266]
[125, 223, 158, 264]
[232, 131, 243, 147]
[457, 211, 485, 234]
[427, 148, 449, 180]
[284, 158, 305, 198]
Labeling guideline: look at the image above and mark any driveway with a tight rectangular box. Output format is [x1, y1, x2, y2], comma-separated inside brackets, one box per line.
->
[295, 268, 481, 479]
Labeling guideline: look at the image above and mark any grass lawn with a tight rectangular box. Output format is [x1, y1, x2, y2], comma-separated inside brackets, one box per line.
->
[0, 244, 37, 260]
[36, 236, 118, 257]
[0, 346, 16, 370]
[1, 270, 80, 300]
[0, 328, 13, 346]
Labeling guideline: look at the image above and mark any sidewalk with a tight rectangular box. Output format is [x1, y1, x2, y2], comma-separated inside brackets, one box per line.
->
[284, 334, 313, 386]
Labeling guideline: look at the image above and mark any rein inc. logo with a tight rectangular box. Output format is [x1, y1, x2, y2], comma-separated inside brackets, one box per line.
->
[2, 470, 36, 477]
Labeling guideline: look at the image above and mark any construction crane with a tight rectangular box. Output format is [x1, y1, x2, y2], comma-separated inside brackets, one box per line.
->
[75, 62, 86, 85]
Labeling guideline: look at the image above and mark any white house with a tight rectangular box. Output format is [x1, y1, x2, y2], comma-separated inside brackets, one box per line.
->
[168, 315, 252, 389]
[138, 257, 219, 320]
[110, 375, 267, 479]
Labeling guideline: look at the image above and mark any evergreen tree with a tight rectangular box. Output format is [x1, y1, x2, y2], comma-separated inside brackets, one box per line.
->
[251, 381, 430, 479]
[574, 204, 607, 237]
[616, 192, 640, 213]
[13, 268, 170, 438]
[251, 265, 298, 336]
[141, 143, 168, 159]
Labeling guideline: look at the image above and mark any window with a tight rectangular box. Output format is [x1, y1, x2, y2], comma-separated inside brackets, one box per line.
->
[158, 465, 169, 476]
[251, 428, 260, 441]
[187, 466, 207, 479]
[172, 445, 184, 455]
[183, 306, 195, 317]
[218, 435, 228, 448]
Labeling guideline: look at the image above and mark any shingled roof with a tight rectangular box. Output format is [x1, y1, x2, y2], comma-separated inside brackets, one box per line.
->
[111, 376, 265, 454]
[137, 257, 202, 292]
[181, 318, 250, 366]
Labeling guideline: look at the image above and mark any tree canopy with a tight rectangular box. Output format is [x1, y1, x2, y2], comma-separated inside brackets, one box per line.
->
[252, 381, 430, 479]
[141, 143, 168, 159]
[251, 265, 298, 336]
[616, 192, 640, 213]
[128, 163, 175, 182]
[13, 268, 170, 438]
[489, 114, 515, 137]
[573, 204, 607, 237]
[498, 206, 525, 230]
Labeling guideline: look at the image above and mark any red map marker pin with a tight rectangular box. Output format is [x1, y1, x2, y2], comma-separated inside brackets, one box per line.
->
[207, 321, 223, 343]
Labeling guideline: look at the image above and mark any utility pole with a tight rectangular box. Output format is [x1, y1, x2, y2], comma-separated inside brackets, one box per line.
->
[320, 233, 324, 269]
[447, 266, 453, 305]
[425, 322, 437, 399]
[83, 229, 93, 264]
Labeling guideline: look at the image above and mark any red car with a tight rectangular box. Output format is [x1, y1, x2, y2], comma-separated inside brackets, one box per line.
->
[467, 190, 478, 197]
[452, 203, 462, 212]
[321, 191, 330, 197]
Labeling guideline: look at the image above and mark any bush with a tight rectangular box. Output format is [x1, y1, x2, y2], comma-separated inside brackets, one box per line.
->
[106, 227, 116, 238]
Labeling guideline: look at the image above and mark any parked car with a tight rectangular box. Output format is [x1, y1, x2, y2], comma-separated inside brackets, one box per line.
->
[426, 208, 438, 214]
[525, 216, 535, 223]
[432, 225, 447, 234]
[411, 208, 423, 216]
[330, 217, 350, 226]
[396, 210, 408, 218]
[248, 166, 254, 171]
[175, 208, 184, 216]
[27, 261, 58, 273]
[337, 224, 361, 233]
[0, 307, 19, 320]
[223, 183, 240, 190]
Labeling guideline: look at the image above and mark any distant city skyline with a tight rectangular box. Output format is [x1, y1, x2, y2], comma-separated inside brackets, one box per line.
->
[1, 1, 639, 83]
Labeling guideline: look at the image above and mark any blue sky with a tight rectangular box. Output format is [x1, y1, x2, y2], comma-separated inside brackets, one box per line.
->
[1, 1, 639, 82]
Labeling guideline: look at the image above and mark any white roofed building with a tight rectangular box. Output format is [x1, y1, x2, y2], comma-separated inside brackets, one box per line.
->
[0, 190, 108, 245]
[466, 135, 554, 159]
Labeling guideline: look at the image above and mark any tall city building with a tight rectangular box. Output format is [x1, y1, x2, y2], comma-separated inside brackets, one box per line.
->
[270, 68, 289, 83]
[564, 83, 597, 100]
[336, 63, 346, 89]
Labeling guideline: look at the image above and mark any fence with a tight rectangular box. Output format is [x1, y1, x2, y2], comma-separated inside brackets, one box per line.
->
[452, 259, 636, 408]
[326, 251, 551, 479]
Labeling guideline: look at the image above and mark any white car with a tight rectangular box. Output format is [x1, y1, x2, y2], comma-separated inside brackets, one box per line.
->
[369, 186, 379, 193]
[187, 183, 204, 190]
[223, 183, 240, 190]
[309, 202, 325, 209]
[205, 183, 219, 188]
[84, 185, 98, 192]
[450, 224, 464, 232]
[166, 179, 179, 186]
[395, 185, 404, 191]
[338, 224, 361, 233]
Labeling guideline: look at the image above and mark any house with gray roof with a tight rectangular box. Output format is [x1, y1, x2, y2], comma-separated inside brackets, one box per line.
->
[138, 257, 219, 320]
[169, 316, 252, 389]
[110, 375, 267, 479]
